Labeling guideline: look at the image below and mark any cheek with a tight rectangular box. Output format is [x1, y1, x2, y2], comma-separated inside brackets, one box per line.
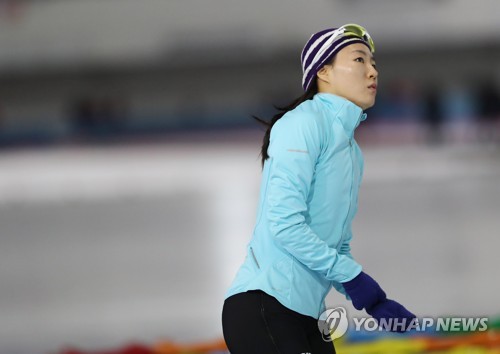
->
[332, 66, 364, 95]
[332, 65, 365, 87]
[332, 65, 354, 77]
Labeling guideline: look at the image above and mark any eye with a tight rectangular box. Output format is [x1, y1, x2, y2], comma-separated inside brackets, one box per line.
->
[355, 57, 365, 63]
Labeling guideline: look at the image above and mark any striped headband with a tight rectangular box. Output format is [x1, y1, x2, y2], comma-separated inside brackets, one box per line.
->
[301, 24, 375, 92]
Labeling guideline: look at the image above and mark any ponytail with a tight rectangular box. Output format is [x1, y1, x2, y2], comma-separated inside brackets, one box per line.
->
[253, 82, 318, 167]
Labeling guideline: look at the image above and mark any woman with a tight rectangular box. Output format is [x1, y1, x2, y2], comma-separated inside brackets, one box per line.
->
[222, 24, 416, 354]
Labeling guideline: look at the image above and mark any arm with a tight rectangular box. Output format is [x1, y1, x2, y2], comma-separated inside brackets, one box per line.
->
[266, 113, 361, 283]
[332, 229, 355, 298]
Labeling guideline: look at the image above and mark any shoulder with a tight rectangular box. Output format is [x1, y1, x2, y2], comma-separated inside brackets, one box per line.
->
[271, 99, 326, 138]
[268, 100, 328, 158]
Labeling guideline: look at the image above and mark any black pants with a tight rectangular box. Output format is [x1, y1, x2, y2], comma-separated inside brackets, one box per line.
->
[222, 290, 335, 354]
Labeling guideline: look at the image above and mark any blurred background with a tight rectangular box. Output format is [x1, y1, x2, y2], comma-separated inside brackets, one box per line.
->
[0, 0, 499, 353]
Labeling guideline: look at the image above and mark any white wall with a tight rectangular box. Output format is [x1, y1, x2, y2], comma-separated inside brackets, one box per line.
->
[0, 0, 499, 70]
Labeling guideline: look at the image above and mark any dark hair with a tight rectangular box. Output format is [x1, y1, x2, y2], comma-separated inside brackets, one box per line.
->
[253, 81, 318, 166]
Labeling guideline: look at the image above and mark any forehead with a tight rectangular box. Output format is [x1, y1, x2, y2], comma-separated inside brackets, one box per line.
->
[337, 42, 374, 59]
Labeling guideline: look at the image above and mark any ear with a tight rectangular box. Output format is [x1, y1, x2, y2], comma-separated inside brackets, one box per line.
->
[316, 65, 332, 84]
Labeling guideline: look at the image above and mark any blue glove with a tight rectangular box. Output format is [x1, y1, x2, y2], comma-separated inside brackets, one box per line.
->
[367, 299, 416, 332]
[342, 271, 387, 311]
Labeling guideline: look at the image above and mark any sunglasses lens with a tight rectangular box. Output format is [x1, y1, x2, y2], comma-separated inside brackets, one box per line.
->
[342, 24, 375, 53]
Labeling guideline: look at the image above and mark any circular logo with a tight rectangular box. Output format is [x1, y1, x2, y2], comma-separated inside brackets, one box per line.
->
[318, 307, 349, 342]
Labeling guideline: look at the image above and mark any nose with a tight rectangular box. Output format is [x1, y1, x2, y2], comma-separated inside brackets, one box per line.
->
[368, 64, 378, 80]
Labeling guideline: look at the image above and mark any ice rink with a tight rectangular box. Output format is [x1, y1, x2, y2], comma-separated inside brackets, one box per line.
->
[1, 136, 499, 353]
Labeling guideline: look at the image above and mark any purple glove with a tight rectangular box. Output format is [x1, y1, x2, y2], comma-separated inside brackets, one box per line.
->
[342, 271, 387, 311]
[367, 299, 416, 332]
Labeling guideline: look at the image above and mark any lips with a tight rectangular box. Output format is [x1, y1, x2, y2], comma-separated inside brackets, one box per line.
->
[368, 83, 377, 90]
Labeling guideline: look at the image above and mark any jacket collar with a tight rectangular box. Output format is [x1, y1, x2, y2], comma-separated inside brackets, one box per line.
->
[315, 93, 367, 138]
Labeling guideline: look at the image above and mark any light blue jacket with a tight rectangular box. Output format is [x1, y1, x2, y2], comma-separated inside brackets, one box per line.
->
[225, 93, 366, 319]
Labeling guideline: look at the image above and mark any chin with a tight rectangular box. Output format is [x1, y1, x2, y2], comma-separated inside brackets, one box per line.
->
[361, 99, 376, 110]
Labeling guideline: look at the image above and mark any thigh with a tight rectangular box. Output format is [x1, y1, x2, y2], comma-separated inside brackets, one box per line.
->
[222, 291, 279, 354]
[259, 292, 314, 354]
[262, 293, 336, 354]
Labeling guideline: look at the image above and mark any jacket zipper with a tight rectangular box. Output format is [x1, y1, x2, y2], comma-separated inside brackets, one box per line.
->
[250, 247, 260, 269]
[338, 139, 355, 248]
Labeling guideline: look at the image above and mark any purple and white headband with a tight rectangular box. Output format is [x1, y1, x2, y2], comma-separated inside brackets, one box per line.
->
[301, 24, 375, 92]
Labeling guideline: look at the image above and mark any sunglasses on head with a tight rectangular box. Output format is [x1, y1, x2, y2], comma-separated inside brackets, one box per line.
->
[338, 24, 375, 53]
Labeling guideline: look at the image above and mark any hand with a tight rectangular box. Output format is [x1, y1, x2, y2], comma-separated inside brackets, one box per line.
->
[367, 299, 416, 332]
[342, 271, 386, 311]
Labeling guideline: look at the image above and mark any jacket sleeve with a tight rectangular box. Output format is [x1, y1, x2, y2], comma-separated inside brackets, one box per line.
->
[339, 227, 354, 257]
[332, 228, 356, 298]
[266, 112, 362, 283]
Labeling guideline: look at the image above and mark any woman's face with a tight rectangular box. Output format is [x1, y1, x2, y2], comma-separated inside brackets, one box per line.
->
[317, 43, 378, 110]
